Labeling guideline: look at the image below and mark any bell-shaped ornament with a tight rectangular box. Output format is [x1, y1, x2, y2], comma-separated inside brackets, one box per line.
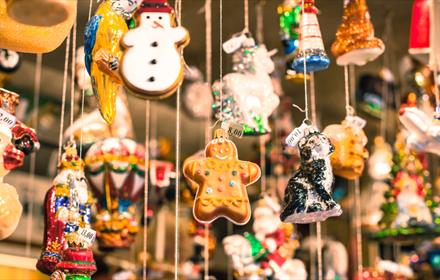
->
[280, 123, 342, 223]
[331, 0, 385, 66]
[291, 0, 330, 73]
[0, 0, 77, 53]
[409, 0, 431, 64]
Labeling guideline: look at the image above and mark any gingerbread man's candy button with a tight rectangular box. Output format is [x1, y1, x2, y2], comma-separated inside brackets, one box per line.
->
[229, 181, 236, 187]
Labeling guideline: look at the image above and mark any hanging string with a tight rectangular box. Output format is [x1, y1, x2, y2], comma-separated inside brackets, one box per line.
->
[57, 32, 72, 163]
[310, 72, 317, 127]
[69, 20, 77, 140]
[344, 65, 351, 116]
[354, 178, 363, 279]
[255, 0, 264, 44]
[204, 0, 212, 145]
[79, 0, 94, 156]
[301, 0, 309, 120]
[143, 101, 151, 280]
[174, 0, 183, 279]
[24, 53, 43, 257]
[219, 0, 223, 122]
[316, 221, 323, 280]
[244, 0, 249, 32]
[259, 137, 266, 193]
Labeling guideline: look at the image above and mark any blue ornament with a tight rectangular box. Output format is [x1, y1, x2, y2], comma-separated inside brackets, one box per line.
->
[291, 50, 330, 73]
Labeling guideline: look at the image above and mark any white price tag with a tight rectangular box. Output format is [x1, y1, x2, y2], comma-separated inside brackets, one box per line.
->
[221, 121, 244, 138]
[222, 34, 247, 54]
[345, 115, 367, 129]
[78, 227, 96, 246]
[0, 109, 16, 128]
[285, 121, 310, 147]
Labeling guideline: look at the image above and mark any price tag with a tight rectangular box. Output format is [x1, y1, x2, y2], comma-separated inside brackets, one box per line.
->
[285, 121, 310, 147]
[0, 109, 16, 128]
[221, 121, 244, 138]
[223, 34, 247, 54]
[78, 227, 96, 246]
[345, 115, 367, 129]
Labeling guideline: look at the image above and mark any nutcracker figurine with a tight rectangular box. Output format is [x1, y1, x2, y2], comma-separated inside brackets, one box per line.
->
[36, 142, 96, 279]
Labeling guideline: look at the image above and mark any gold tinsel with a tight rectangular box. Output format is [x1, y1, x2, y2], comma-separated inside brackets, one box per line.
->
[331, 0, 384, 60]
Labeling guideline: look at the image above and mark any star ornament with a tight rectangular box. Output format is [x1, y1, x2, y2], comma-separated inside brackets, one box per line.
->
[183, 129, 261, 225]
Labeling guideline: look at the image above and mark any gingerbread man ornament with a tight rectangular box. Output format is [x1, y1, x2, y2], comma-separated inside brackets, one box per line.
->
[183, 129, 261, 225]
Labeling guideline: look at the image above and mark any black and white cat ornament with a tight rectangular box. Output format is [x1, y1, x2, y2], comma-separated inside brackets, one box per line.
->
[280, 120, 342, 224]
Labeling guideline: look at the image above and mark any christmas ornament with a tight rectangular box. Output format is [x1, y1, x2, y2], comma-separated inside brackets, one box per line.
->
[183, 128, 261, 225]
[323, 119, 369, 180]
[120, 0, 190, 99]
[399, 107, 440, 156]
[84, 0, 136, 124]
[0, 0, 76, 53]
[150, 160, 174, 189]
[291, 0, 330, 73]
[85, 137, 145, 249]
[280, 122, 342, 223]
[36, 142, 96, 279]
[64, 95, 134, 149]
[0, 49, 20, 73]
[75, 46, 93, 97]
[183, 82, 212, 119]
[331, 0, 385, 66]
[368, 136, 393, 181]
[409, 0, 431, 64]
[0, 126, 22, 240]
[213, 37, 280, 135]
[223, 196, 307, 280]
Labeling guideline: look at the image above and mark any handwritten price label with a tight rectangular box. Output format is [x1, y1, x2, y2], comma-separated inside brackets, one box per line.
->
[345, 115, 367, 129]
[0, 109, 16, 128]
[78, 227, 96, 246]
[223, 34, 247, 54]
[221, 121, 244, 138]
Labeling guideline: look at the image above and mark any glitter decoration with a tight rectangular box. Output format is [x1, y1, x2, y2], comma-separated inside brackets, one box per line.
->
[331, 0, 385, 66]
[280, 125, 342, 224]
[0, 0, 77, 53]
[291, 0, 330, 73]
[368, 136, 393, 181]
[183, 129, 261, 224]
[323, 119, 369, 180]
[212, 37, 279, 135]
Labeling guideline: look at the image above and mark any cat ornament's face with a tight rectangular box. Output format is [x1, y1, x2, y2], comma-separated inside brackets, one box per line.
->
[298, 132, 334, 162]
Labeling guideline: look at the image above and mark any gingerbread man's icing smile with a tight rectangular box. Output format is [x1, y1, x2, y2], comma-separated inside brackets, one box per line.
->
[184, 129, 261, 225]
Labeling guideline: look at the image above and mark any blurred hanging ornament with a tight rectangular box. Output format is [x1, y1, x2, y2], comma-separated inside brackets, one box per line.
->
[0, 49, 20, 73]
[64, 94, 134, 150]
[331, 0, 385, 66]
[36, 142, 96, 279]
[291, 0, 330, 73]
[150, 160, 174, 189]
[0, 0, 77, 53]
[399, 106, 440, 156]
[183, 128, 261, 225]
[368, 136, 393, 180]
[361, 181, 388, 228]
[183, 82, 213, 119]
[409, 0, 431, 64]
[323, 118, 369, 180]
[429, 0, 440, 69]
[120, 0, 190, 99]
[280, 122, 342, 223]
[0, 126, 22, 240]
[223, 196, 307, 280]
[213, 36, 280, 135]
[84, 0, 136, 124]
[75, 46, 93, 97]
[85, 137, 145, 250]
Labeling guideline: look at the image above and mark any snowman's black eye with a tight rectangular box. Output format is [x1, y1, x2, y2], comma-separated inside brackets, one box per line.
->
[146, 16, 150, 19]
[159, 16, 162, 20]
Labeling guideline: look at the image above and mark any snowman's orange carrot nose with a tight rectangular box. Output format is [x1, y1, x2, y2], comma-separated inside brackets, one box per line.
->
[153, 21, 164, 29]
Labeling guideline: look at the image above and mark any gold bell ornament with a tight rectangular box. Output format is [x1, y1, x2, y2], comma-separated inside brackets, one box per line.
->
[0, 0, 77, 53]
[331, 0, 384, 66]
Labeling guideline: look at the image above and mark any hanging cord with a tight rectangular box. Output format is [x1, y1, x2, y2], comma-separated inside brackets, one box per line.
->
[79, 0, 94, 156]
[310, 72, 317, 127]
[244, 0, 249, 32]
[24, 53, 43, 257]
[219, 0, 223, 123]
[203, 0, 212, 279]
[143, 101, 151, 280]
[69, 20, 77, 140]
[57, 32, 72, 163]
[344, 65, 352, 116]
[255, 0, 264, 44]
[301, 0, 309, 120]
[174, 0, 183, 279]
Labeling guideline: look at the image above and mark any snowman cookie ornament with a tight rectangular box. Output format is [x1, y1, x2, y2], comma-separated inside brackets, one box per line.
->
[120, 0, 190, 99]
